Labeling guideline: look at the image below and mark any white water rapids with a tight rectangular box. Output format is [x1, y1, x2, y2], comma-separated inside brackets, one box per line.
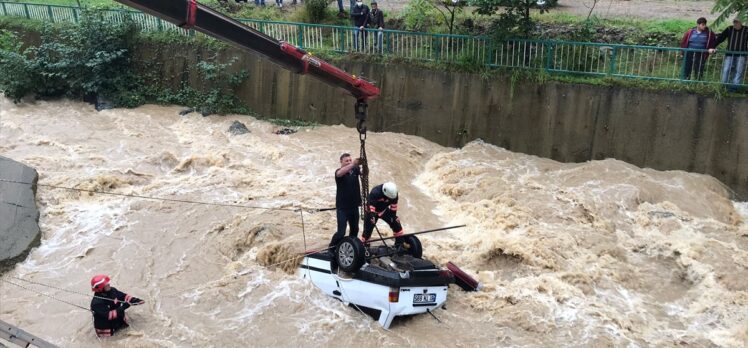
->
[0, 98, 746, 347]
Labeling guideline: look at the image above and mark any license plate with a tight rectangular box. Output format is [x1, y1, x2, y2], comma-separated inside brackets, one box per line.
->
[413, 293, 436, 303]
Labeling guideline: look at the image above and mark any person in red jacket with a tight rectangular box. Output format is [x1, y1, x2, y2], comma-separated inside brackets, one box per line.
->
[90, 275, 144, 337]
[680, 17, 717, 80]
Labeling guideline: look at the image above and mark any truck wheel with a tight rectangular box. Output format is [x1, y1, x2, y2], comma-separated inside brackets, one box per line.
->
[402, 235, 423, 258]
[337, 236, 365, 273]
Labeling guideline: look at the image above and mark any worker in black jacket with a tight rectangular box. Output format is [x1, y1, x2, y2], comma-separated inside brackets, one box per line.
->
[715, 19, 748, 90]
[350, 0, 370, 51]
[90, 275, 144, 337]
[361, 182, 403, 243]
[329, 153, 362, 249]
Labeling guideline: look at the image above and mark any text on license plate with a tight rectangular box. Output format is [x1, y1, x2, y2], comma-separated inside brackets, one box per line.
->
[413, 293, 436, 303]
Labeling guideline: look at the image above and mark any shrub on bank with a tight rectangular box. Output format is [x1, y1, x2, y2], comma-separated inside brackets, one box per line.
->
[0, 14, 251, 114]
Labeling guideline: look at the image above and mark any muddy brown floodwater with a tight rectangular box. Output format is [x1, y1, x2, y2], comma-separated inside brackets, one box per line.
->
[0, 97, 746, 347]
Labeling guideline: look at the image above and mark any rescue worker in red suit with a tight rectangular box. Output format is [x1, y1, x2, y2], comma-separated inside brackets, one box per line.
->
[90, 274, 144, 337]
[361, 182, 403, 244]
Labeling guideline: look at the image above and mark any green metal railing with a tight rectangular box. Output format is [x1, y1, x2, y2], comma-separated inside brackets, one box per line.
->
[0, 1, 746, 87]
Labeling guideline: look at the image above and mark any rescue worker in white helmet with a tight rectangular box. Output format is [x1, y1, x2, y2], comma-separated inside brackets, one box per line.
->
[90, 274, 144, 337]
[361, 182, 403, 243]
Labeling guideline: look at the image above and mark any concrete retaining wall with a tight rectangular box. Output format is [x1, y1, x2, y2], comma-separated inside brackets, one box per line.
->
[142, 44, 748, 198]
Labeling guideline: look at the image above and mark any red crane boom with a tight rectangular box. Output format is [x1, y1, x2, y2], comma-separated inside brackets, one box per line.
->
[113, 0, 380, 103]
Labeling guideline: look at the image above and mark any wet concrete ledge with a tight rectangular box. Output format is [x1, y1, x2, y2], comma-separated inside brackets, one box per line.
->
[0, 156, 41, 274]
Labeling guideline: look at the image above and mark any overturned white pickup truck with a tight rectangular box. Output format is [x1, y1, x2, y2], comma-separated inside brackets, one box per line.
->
[298, 235, 454, 328]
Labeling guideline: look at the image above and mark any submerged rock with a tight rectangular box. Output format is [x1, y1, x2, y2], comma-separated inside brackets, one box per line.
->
[229, 121, 250, 135]
[0, 156, 41, 274]
[273, 128, 297, 135]
[95, 95, 114, 111]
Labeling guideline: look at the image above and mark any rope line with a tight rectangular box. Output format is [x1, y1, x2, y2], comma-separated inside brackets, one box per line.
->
[8, 276, 135, 304]
[159, 246, 332, 298]
[1, 278, 91, 312]
[0, 178, 334, 213]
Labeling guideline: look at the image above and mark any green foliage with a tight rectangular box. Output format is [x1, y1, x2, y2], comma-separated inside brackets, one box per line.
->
[1, 0, 116, 6]
[454, 49, 484, 72]
[0, 16, 72, 33]
[305, 0, 329, 24]
[713, 0, 748, 26]
[0, 11, 138, 100]
[402, 0, 436, 31]
[472, 0, 537, 40]
[0, 29, 21, 51]
[0, 29, 36, 100]
[35, 10, 136, 98]
[209, 0, 284, 21]
[0, 12, 251, 113]
[188, 58, 251, 114]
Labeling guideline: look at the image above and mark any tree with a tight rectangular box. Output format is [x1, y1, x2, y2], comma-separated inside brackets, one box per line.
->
[471, 0, 538, 39]
[712, 0, 748, 25]
[431, 0, 467, 35]
[584, 0, 600, 21]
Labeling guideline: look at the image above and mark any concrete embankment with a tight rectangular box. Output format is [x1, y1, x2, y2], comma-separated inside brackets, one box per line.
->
[139, 42, 748, 197]
[0, 156, 40, 273]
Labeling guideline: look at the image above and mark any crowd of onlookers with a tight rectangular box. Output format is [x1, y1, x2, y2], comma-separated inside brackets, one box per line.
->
[344, 0, 385, 52]
[679, 17, 747, 90]
[224, 1, 746, 88]
[229, 0, 386, 52]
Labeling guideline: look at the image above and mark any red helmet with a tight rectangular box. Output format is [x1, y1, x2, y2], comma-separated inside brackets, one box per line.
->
[91, 274, 110, 292]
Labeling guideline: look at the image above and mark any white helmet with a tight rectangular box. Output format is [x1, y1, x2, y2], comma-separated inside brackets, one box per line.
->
[382, 182, 398, 199]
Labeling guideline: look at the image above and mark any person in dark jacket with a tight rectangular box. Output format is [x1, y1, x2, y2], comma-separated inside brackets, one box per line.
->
[715, 19, 748, 90]
[680, 17, 718, 80]
[361, 182, 403, 243]
[328, 153, 362, 248]
[90, 275, 144, 337]
[351, 0, 370, 51]
[369, 1, 385, 53]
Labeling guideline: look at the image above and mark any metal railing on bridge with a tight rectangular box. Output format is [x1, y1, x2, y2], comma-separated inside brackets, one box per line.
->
[0, 1, 745, 87]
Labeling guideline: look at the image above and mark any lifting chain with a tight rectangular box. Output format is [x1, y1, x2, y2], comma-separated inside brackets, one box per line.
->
[355, 100, 388, 248]
[355, 100, 369, 214]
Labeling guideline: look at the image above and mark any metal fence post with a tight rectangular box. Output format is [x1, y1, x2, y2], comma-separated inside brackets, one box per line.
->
[259, 22, 265, 34]
[297, 24, 304, 48]
[680, 49, 688, 80]
[1, 2, 7, 16]
[72, 7, 79, 23]
[545, 41, 555, 72]
[23, 3, 30, 19]
[433, 36, 441, 61]
[486, 38, 494, 66]
[338, 28, 345, 52]
[47, 5, 54, 22]
[157, 18, 163, 31]
[386, 31, 392, 55]
[608, 47, 618, 76]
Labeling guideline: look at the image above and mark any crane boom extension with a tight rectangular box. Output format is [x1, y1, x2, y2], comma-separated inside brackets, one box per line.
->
[113, 0, 380, 101]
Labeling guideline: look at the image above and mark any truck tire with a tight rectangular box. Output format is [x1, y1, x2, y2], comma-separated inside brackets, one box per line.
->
[402, 235, 423, 258]
[337, 236, 365, 273]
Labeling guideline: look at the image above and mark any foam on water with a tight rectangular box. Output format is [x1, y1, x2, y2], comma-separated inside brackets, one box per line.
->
[1, 98, 746, 347]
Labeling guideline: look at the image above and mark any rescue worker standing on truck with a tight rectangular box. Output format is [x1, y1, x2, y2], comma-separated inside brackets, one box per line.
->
[361, 182, 402, 243]
[329, 153, 363, 249]
[90, 274, 144, 337]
